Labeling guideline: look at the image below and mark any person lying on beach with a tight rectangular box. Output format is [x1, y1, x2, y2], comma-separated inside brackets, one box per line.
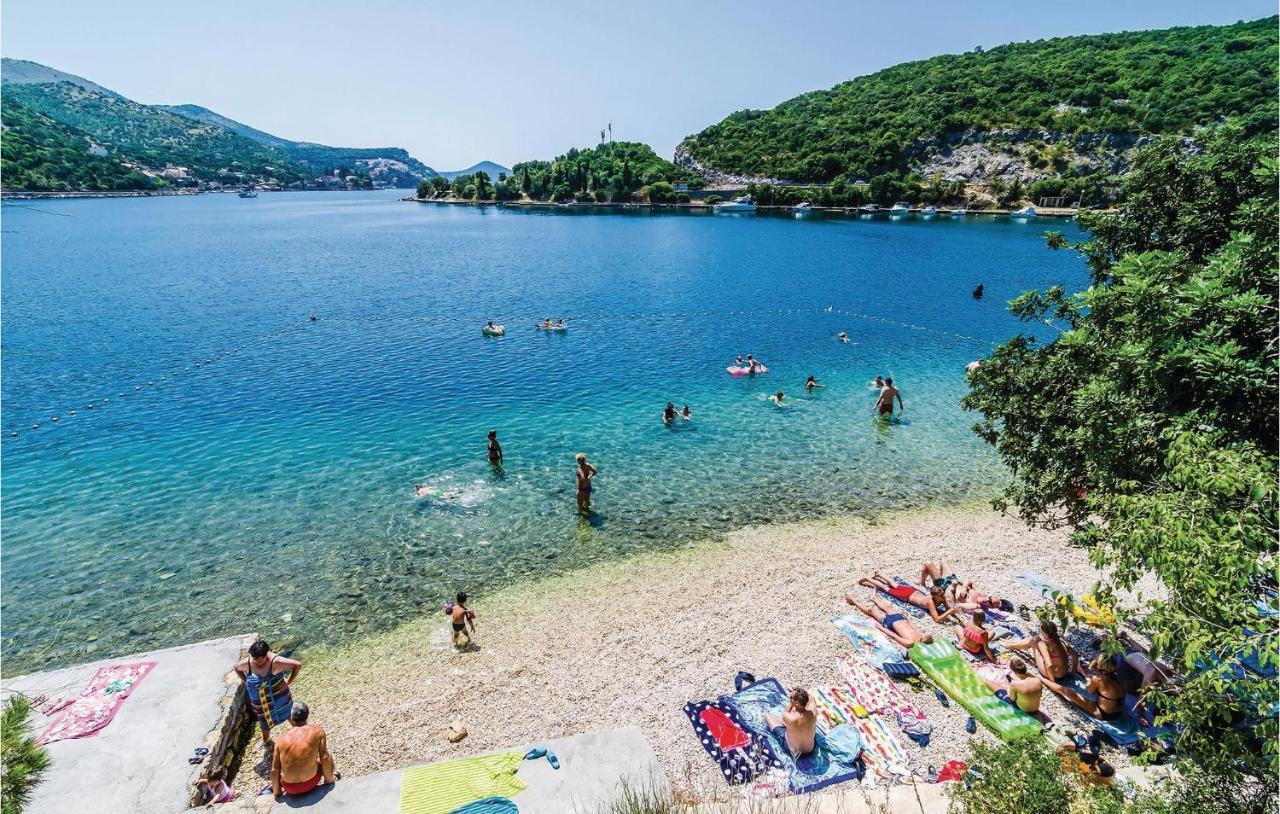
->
[982, 659, 1043, 714]
[234, 639, 302, 744]
[874, 378, 903, 417]
[445, 592, 476, 646]
[487, 430, 503, 467]
[663, 402, 677, 426]
[1040, 655, 1128, 721]
[951, 581, 1010, 613]
[805, 375, 825, 393]
[919, 560, 960, 594]
[1004, 620, 1079, 681]
[844, 592, 934, 647]
[194, 767, 235, 808]
[955, 610, 997, 661]
[680, 405, 692, 421]
[858, 572, 958, 623]
[271, 703, 336, 799]
[771, 391, 785, 407]
[764, 687, 817, 758]
[575, 452, 597, 515]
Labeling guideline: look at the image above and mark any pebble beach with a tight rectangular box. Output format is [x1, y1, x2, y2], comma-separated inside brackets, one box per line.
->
[262, 507, 1141, 802]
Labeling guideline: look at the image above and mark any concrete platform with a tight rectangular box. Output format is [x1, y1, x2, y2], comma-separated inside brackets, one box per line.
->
[2, 635, 247, 814]
[242, 727, 665, 813]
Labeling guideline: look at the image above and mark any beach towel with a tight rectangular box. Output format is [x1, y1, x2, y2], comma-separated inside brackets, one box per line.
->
[831, 615, 906, 669]
[449, 799, 518, 814]
[811, 685, 910, 777]
[1014, 570, 1072, 600]
[37, 661, 156, 745]
[1013, 572, 1115, 625]
[244, 659, 294, 728]
[684, 699, 777, 784]
[399, 752, 526, 814]
[837, 654, 931, 739]
[725, 676, 863, 794]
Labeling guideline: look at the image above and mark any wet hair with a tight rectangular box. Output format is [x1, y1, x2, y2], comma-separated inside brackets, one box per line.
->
[1010, 660, 1028, 675]
[920, 633, 934, 644]
[487, 430, 497, 439]
[972, 610, 986, 626]
[290, 702, 310, 725]
[248, 639, 269, 659]
[775, 391, 784, 399]
[456, 592, 468, 605]
[885, 377, 894, 385]
[791, 687, 810, 707]
[575, 452, 586, 463]
[807, 376, 815, 382]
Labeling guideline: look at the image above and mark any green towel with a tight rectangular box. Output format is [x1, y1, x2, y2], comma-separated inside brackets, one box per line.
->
[399, 752, 526, 814]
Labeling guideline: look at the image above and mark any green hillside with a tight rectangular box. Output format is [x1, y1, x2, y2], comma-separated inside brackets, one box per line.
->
[0, 96, 160, 191]
[681, 17, 1278, 184]
[510, 141, 701, 202]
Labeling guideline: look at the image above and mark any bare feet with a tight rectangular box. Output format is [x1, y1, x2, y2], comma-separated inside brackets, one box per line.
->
[844, 592, 858, 605]
[857, 578, 876, 591]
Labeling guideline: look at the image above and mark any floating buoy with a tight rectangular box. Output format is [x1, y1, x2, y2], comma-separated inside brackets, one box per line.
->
[86, 404, 93, 409]
[10, 431, 17, 437]
[135, 386, 142, 390]
[69, 410, 77, 416]
[102, 399, 110, 404]
[51, 416, 59, 422]
[117, 393, 124, 398]
[31, 423, 39, 430]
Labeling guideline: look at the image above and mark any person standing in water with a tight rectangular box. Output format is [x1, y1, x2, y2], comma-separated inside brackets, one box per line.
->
[445, 592, 476, 647]
[805, 375, 825, 393]
[875, 377, 903, 417]
[680, 405, 692, 421]
[747, 354, 764, 374]
[872, 375, 885, 390]
[973, 283, 984, 299]
[575, 452, 597, 515]
[486, 430, 503, 467]
[662, 402, 677, 426]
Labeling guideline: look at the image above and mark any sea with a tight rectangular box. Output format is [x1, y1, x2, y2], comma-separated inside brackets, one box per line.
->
[0, 192, 1087, 674]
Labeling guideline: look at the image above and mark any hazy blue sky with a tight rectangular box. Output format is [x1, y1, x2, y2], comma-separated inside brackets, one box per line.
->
[3, 1, 1273, 169]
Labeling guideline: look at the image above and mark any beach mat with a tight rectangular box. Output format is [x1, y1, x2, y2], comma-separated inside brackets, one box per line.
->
[38, 660, 156, 745]
[399, 752, 526, 814]
[811, 685, 909, 779]
[725, 677, 864, 794]
[838, 654, 931, 741]
[831, 615, 914, 673]
[684, 699, 778, 784]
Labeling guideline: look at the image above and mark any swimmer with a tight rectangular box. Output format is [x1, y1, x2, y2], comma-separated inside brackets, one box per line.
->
[771, 391, 785, 407]
[680, 405, 692, 421]
[874, 377, 903, 417]
[973, 283, 984, 299]
[735, 355, 745, 367]
[309, 313, 318, 322]
[662, 402, 677, 426]
[872, 375, 885, 390]
[747, 354, 764, 374]
[805, 375, 825, 393]
[837, 331, 850, 343]
[555, 318, 565, 327]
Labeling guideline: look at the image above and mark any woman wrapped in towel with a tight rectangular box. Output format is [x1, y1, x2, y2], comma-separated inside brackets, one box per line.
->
[234, 639, 302, 745]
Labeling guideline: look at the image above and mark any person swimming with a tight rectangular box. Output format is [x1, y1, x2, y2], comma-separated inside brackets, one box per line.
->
[735, 355, 745, 367]
[680, 405, 692, 421]
[872, 375, 884, 390]
[805, 375, 825, 393]
[771, 391, 785, 407]
[662, 402, 677, 426]
[973, 283, 984, 299]
[837, 331, 849, 343]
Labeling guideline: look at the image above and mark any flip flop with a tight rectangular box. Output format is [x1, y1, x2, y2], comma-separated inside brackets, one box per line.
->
[523, 747, 547, 761]
[965, 717, 977, 734]
[1018, 605, 1031, 621]
[545, 750, 560, 770]
[934, 689, 950, 707]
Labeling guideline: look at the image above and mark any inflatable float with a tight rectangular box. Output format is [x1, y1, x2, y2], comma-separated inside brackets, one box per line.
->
[726, 365, 768, 377]
[535, 324, 567, 331]
[481, 325, 505, 337]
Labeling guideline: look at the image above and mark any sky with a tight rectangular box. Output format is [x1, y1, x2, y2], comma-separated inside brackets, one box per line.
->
[3, 1, 1274, 170]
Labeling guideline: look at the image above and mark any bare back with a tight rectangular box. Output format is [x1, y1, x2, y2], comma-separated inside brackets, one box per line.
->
[783, 703, 817, 756]
[274, 724, 326, 783]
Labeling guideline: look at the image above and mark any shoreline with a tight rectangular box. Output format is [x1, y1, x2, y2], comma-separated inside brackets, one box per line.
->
[276, 504, 1126, 802]
[404, 196, 1089, 218]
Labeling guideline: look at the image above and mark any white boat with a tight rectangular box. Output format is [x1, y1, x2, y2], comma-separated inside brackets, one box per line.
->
[713, 195, 756, 213]
[792, 202, 813, 212]
[921, 206, 937, 216]
[238, 188, 258, 199]
[890, 202, 911, 215]
[1010, 205, 1037, 218]
[860, 203, 880, 213]
[951, 207, 968, 216]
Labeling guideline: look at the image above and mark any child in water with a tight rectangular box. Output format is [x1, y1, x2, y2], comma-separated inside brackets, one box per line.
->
[680, 405, 692, 421]
[805, 375, 825, 393]
[771, 391, 785, 407]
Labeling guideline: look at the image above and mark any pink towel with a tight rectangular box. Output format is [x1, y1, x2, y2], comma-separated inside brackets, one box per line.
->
[838, 653, 928, 724]
[38, 661, 156, 745]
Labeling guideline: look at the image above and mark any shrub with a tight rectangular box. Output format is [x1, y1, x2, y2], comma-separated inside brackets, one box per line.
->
[1, 697, 51, 814]
[705, 194, 724, 205]
[675, 192, 690, 203]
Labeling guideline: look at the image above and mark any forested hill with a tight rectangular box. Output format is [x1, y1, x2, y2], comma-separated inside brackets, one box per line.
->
[679, 17, 1278, 185]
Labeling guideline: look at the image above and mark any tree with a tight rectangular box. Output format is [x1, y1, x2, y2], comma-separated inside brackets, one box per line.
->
[962, 124, 1278, 783]
[415, 180, 431, 199]
[473, 171, 491, 200]
[1, 697, 51, 814]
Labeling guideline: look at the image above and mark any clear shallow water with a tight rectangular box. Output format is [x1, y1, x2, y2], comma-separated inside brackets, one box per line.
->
[1, 193, 1085, 674]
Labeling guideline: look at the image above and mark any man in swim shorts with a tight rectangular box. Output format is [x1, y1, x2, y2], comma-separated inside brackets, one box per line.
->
[747, 354, 763, 374]
[875, 378, 903, 417]
[663, 403, 677, 425]
[843, 593, 933, 648]
[575, 452, 597, 515]
[271, 703, 336, 799]
[764, 688, 817, 758]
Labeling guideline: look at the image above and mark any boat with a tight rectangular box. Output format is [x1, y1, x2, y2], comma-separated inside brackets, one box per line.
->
[713, 195, 756, 213]
[921, 206, 937, 216]
[1010, 205, 1038, 219]
[792, 202, 813, 213]
[890, 202, 911, 215]
[860, 203, 880, 213]
[951, 207, 968, 216]
[238, 188, 258, 199]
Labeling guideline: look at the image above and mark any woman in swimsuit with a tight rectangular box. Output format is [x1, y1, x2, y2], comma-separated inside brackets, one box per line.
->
[486, 430, 503, 467]
[858, 572, 958, 623]
[1007, 620, 1078, 680]
[843, 593, 932, 647]
[662, 403, 677, 425]
[575, 452, 597, 515]
[954, 610, 996, 661]
[1040, 655, 1128, 720]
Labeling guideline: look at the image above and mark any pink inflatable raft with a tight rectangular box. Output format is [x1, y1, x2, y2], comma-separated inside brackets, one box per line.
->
[726, 365, 769, 377]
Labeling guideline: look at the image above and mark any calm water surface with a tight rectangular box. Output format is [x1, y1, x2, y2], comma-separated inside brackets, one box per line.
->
[1, 192, 1086, 673]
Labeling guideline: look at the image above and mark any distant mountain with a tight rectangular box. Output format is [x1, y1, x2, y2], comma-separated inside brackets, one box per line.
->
[0, 58, 437, 192]
[440, 161, 509, 180]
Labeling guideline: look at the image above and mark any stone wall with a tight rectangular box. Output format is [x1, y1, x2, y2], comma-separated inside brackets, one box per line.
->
[186, 633, 256, 808]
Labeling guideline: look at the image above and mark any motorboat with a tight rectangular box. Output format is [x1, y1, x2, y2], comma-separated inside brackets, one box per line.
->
[1010, 205, 1037, 218]
[860, 203, 880, 213]
[714, 195, 757, 213]
[792, 202, 813, 213]
[238, 188, 258, 198]
[951, 206, 968, 216]
[889, 202, 911, 215]
[921, 206, 937, 216]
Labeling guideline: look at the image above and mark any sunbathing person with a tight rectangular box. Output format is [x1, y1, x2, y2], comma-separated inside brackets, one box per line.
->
[982, 659, 1043, 715]
[844, 592, 934, 647]
[952, 580, 1010, 613]
[1039, 655, 1128, 721]
[271, 702, 336, 799]
[955, 610, 997, 661]
[1005, 620, 1080, 681]
[764, 687, 817, 758]
[858, 572, 958, 623]
[919, 560, 961, 595]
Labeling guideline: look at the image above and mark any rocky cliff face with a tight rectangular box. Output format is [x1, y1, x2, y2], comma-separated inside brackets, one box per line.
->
[672, 143, 783, 187]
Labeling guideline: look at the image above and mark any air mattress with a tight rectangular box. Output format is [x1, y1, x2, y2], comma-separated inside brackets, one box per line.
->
[908, 640, 1042, 742]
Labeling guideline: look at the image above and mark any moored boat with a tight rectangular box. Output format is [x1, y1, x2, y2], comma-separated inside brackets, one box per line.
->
[1010, 205, 1038, 218]
[890, 201, 911, 215]
[714, 195, 757, 213]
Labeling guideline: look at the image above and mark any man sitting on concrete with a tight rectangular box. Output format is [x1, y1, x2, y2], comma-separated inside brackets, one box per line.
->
[271, 702, 336, 799]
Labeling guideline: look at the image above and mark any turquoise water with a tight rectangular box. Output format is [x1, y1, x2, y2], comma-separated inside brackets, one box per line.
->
[1, 193, 1085, 674]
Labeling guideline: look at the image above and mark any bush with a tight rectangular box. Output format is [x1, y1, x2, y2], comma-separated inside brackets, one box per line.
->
[675, 192, 690, 203]
[1, 697, 51, 814]
[574, 190, 594, 203]
[594, 189, 611, 203]
[705, 194, 724, 205]
[646, 181, 676, 203]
